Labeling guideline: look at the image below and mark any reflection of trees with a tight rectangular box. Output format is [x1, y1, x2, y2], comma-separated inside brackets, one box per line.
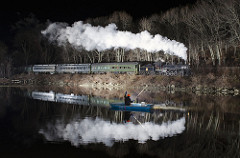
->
[106, 142, 130, 158]
[0, 88, 11, 118]
[0, 88, 48, 149]
[187, 110, 239, 135]
[183, 110, 240, 158]
[179, 132, 240, 158]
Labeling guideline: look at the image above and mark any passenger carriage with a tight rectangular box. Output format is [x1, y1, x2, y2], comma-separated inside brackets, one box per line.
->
[33, 64, 56, 74]
[56, 64, 91, 74]
[91, 62, 139, 74]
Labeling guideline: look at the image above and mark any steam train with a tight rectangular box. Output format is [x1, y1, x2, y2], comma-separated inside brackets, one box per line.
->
[22, 61, 191, 76]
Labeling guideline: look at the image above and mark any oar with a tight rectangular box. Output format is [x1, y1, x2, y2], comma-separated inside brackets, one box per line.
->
[131, 115, 145, 130]
[135, 85, 148, 103]
[131, 114, 150, 137]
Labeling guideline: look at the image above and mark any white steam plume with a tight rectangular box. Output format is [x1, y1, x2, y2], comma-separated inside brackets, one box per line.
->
[41, 21, 187, 60]
[39, 117, 185, 147]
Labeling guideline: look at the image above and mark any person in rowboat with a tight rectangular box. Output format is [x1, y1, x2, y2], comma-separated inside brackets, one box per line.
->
[124, 91, 133, 106]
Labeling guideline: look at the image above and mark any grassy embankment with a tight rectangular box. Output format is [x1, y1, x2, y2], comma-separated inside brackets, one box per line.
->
[1, 66, 239, 96]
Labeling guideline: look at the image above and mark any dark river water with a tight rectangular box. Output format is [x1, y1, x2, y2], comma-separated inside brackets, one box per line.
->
[0, 87, 240, 158]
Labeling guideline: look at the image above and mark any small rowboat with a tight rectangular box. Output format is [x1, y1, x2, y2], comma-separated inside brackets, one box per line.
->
[110, 102, 153, 112]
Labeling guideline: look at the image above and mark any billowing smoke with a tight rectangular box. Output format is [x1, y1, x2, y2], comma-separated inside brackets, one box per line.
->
[39, 117, 185, 147]
[41, 21, 187, 60]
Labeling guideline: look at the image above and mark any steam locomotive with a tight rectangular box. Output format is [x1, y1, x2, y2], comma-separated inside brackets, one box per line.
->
[22, 61, 191, 76]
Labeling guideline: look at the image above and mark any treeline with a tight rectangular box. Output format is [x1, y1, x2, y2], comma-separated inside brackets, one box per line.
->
[0, 0, 240, 77]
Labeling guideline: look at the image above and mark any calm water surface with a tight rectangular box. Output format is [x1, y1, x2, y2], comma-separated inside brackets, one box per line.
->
[0, 87, 239, 158]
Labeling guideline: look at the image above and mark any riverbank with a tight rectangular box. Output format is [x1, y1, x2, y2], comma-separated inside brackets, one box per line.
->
[1, 72, 240, 96]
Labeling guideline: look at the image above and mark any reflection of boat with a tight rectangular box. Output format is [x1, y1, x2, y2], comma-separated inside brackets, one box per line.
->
[110, 103, 153, 112]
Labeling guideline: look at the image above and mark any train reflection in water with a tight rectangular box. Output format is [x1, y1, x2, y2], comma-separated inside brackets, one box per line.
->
[30, 91, 121, 107]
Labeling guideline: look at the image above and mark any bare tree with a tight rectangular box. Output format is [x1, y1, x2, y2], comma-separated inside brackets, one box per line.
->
[108, 11, 134, 62]
[94, 50, 104, 63]
[219, 0, 240, 61]
[118, 11, 133, 31]
[183, 1, 220, 66]
[14, 33, 31, 65]
[115, 48, 125, 62]
[0, 41, 7, 63]
[85, 16, 109, 27]
[221, 0, 240, 43]
[40, 39, 58, 64]
[109, 11, 133, 31]
[139, 17, 152, 32]
[0, 42, 9, 77]
[12, 14, 44, 66]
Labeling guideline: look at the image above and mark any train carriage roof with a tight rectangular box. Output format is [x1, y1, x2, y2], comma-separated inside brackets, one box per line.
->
[56, 64, 91, 66]
[91, 62, 139, 66]
[33, 64, 56, 66]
